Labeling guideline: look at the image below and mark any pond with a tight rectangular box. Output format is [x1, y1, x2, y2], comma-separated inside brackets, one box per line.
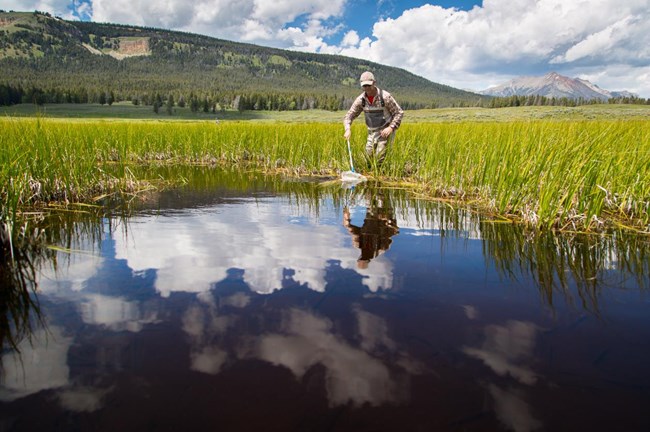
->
[1, 167, 649, 432]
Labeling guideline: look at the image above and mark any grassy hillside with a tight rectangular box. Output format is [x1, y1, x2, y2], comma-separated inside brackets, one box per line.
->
[0, 11, 486, 109]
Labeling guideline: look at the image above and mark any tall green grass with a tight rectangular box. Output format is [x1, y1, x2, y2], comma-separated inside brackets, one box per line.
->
[1, 117, 648, 233]
[392, 121, 650, 231]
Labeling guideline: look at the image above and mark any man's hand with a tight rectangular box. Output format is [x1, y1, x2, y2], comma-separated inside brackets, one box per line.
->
[380, 126, 394, 138]
[343, 129, 351, 140]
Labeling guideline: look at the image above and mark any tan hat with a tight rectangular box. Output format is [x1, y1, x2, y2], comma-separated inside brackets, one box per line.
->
[359, 71, 375, 87]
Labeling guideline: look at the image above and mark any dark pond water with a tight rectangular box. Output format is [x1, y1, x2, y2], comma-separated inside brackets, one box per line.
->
[1, 167, 649, 432]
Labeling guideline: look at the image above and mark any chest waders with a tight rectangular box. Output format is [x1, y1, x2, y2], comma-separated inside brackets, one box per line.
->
[361, 89, 390, 131]
[361, 89, 393, 166]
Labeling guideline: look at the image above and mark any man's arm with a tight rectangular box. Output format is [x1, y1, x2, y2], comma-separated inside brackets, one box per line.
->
[343, 95, 364, 139]
[380, 91, 404, 138]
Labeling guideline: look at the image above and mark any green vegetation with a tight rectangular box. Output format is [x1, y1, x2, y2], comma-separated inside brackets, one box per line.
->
[1, 109, 649, 237]
[396, 120, 649, 232]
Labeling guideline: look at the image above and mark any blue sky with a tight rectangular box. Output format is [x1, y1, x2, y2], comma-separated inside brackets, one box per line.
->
[341, 1, 480, 44]
[2, 1, 649, 97]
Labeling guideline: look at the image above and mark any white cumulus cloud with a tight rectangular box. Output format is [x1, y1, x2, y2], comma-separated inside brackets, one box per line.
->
[336, 0, 650, 95]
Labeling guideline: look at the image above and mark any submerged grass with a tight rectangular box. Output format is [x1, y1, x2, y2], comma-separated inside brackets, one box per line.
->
[1, 117, 649, 235]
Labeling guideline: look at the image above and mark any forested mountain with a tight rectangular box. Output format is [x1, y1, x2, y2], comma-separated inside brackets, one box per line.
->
[0, 10, 485, 111]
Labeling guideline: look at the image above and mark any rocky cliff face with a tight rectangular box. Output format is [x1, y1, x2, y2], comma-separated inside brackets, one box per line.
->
[109, 38, 150, 59]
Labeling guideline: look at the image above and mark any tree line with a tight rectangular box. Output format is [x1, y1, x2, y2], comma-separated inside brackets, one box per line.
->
[2, 82, 647, 112]
[486, 94, 649, 108]
[0, 82, 355, 112]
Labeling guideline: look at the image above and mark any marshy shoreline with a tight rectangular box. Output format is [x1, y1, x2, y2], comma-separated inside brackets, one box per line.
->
[1, 106, 649, 258]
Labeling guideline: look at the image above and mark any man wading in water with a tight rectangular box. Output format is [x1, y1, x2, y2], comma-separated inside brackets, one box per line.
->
[343, 71, 404, 168]
[343, 188, 399, 269]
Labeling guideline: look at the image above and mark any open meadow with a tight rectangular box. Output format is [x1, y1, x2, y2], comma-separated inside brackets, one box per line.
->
[3, 101, 650, 122]
[1, 103, 649, 237]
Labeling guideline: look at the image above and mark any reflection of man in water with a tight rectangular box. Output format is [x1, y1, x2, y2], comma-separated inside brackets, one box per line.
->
[343, 191, 399, 269]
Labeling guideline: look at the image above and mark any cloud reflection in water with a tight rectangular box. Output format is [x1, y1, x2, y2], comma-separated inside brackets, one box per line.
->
[463, 320, 540, 385]
[0, 326, 72, 402]
[463, 320, 543, 432]
[114, 200, 395, 295]
[182, 299, 417, 407]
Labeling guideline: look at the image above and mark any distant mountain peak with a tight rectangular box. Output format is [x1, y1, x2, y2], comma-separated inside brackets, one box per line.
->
[480, 72, 635, 100]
